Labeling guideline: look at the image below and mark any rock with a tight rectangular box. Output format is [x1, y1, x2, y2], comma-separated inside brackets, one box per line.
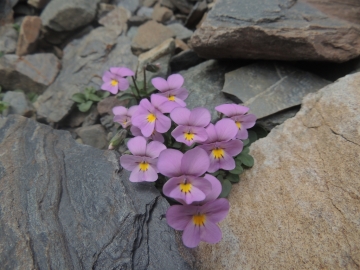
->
[0, 53, 61, 94]
[41, 0, 101, 32]
[136, 38, 175, 81]
[114, 0, 139, 13]
[170, 49, 205, 72]
[126, 26, 138, 40]
[167, 23, 193, 41]
[184, 0, 207, 28]
[152, 4, 173, 23]
[27, 0, 51, 9]
[65, 110, 89, 128]
[97, 3, 116, 20]
[2, 91, 34, 117]
[42, 24, 93, 46]
[97, 96, 128, 116]
[169, 0, 194, 14]
[98, 6, 130, 35]
[16, 16, 42, 56]
[194, 72, 360, 270]
[0, 0, 18, 26]
[13, 3, 37, 16]
[191, 0, 360, 62]
[0, 115, 195, 269]
[131, 20, 175, 55]
[100, 114, 114, 130]
[82, 105, 100, 127]
[160, 0, 175, 9]
[76, 124, 108, 149]
[222, 62, 330, 119]
[0, 24, 18, 54]
[143, 0, 157, 7]
[128, 15, 150, 27]
[257, 107, 299, 131]
[174, 39, 189, 53]
[136, 6, 154, 18]
[36, 27, 137, 124]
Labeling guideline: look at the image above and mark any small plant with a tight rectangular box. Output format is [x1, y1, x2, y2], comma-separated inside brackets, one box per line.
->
[0, 51, 4, 58]
[71, 87, 110, 112]
[0, 87, 9, 114]
[12, 23, 20, 33]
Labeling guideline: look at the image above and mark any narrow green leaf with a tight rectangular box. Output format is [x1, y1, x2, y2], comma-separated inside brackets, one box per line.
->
[226, 173, 240, 183]
[229, 160, 243, 174]
[71, 93, 86, 103]
[219, 179, 232, 198]
[117, 93, 135, 102]
[248, 130, 258, 144]
[242, 138, 250, 146]
[242, 147, 250, 154]
[172, 142, 182, 149]
[87, 93, 102, 102]
[0, 51, 4, 58]
[238, 153, 254, 167]
[78, 101, 93, 112]
[97, 90, 110, 99]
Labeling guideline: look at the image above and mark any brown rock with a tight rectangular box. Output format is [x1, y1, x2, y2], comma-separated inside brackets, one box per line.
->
[152, 3, 173, 23]
[175, 38, 189, 52]
[143, 0, 157, 7]
[194, 73, 360, 269]
[16, 16, 42, 56]
[131, 20, 175, 55]
[184, 0, 207, 28]
[191, 0, 360, 62]
[97, 96, 128, 116]
[98, 6, 130, 35]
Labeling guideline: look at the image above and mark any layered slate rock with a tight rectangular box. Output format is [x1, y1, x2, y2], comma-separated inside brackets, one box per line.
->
[194, 73, 360, 269]
[191, 0, 360, 62]
[0, 115, 195, 269]
[36, 27, 137, 123]
[0, 24, 18, 54]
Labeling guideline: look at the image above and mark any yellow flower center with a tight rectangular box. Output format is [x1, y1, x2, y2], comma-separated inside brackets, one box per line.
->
[212, 148, 225, 159]
[111, 79, 118, 86]
[168, 95, 176, 101]
[235, 121, 242, 129]
[147, 113, 156, 123]
[179, 183, 192, 193]
[183, 132, 195, 141]
[139, 162, 149, 171]
[192, 214, 206, 226]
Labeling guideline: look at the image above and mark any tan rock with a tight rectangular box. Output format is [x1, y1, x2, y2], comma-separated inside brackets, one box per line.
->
[175, 38, 189, 52]
[194, 72, 360, 269]
[152, 3, 173, 23]
[16, 16, 42, 56]
[98, 6, 130, 35]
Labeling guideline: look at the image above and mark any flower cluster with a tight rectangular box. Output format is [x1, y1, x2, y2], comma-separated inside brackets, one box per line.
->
[101, 66, 257, 248]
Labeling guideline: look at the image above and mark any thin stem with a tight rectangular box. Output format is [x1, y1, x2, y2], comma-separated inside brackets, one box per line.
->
[143, 67, 147, 93]
[131, 76, 141, 99]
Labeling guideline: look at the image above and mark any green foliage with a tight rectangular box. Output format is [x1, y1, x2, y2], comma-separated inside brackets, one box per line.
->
[219, 179, 232, 198]
[27, 92, 38, 103]
[0, 51, 4, 58]
[0, 101, 9, 114]
[12, 23, 20, 32]
[71, 87, 109, 113]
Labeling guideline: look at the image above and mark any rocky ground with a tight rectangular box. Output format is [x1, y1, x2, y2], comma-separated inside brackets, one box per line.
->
[0, 0, 359, 269]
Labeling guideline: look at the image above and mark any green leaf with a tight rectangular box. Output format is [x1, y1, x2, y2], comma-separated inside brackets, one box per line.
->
[248, 130, 258, 144]
[219, 179, 232, 198]
[226, 173, 240, 183]
[71, 93, 86, 103]
[117, 93, 135, 102]
[12, 23, 20, 32]
[229, 160, 243, 174]
[0, 101, 9, 113]
[210, 171, 221, 177]
[238, 153, 254, 167]
[77, 101, 93, 112]
[172, 142, 182, 149]
[87, 93, 102, 102]
[242, 138, 250, 146]
[27, 93, 38, 103]
[128, 98, 137, 107]
[97, 90, 110, 99]
[135, 80, 144, 91]
[85, 87, 96, 94]
[146, 86, 157, 95]
[242, 146, 250, 154]
[0, 51, 4, 58]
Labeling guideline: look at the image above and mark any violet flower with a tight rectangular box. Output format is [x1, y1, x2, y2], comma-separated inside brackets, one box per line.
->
[170, 107, 211, 146]
[197, 118, 243, 173]
[158, 148, 212, 204]
[120, 136, 166, 182]
[101, 67, 135, 94]
[151, 74, 189, 113]
[131, 95, 171, 137]
[130, 125, 164, 143]
[215, 104, 257, 140]
[113, 105, 138, 128]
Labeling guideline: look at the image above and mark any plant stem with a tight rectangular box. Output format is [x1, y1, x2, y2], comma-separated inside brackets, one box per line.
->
[131, 76, 141, 99]
[143, 67, 147, 93]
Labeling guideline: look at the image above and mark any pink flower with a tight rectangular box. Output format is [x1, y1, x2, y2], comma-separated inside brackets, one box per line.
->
[215, 104, 257, 140]
[197, 119, 243, 173]
[158, 148, 213, 204]
[151, 74, 189, 113]
[130, 125, 164, 143]
[131, 95, 171, 137]
[170, 107, 211, 146]
[101, 67, 135, 94]
[113, 105, 138, 128]
[120, 136, 166, 182]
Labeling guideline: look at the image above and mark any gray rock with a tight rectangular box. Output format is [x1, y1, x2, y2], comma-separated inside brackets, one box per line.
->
[191, 0, 360, 62]
[97, 96, 128, 116]
[114, 0, 139, 13]
[170, 49, 205, 72]
[167, 23, 193, 41]
[222, 62, 331, 119]
[28, 0, 51, 9]
[0, 53, 61, 94]
[128, 15, 151, 27]
[257, 107, 299, 131]
[170, 0, 194, 14]
[126, 26, 139, 40]
[98, 6, 131, 35]
[97, 3, 116, 20]
[16, 16, 42, 56]
[160, 0, 175, 10]
[41, 0, 101, 32]
[13, 3, 37, 16]
[82, 105, 100, 127]
[36, 27, 137, 124]
[0, 24, 18, 54]
[76, 124, 108, 149]
[136, 6, 154, 18]
[2, 91, 34, 117]
[152, 4, 173, 23]
[0, 115, 195, 269]
[184, 0, 207, 28]
[100, 114, 114, 130]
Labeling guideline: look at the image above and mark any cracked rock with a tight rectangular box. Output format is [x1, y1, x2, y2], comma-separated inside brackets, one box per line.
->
[194, 72, 360, 269]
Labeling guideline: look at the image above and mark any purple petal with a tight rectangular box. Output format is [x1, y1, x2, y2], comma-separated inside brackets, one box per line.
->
[236, 129, 248, 140]
[170, 107, 191, 125]
[201, 198, 230, 223]
[189, 107, 211, 127]
[237, 114, 257, 129]
[191, 126, 208, 144]
[215, 104, 249, 117]
[130, 125, 142, 136]
[181, 148, 209, 176]
[139, 98, 154, 112]
[146, 141, 166, 158]
[113, 115, 130, 128]
[163, 176, 184, 201]
[129, 164, 158, 182]
[166, 205, 196, 230]
[204, 124, 218, 144]
[181, 185, 206, 204]
[118, 78, 130, 91]
[167, 74, 184, 90]
[154, 112, 171, 133]
[127, 105, 138, 117]
[190, 176, 212, 197]
[101, 81, 118, 94]
[157, 149, 183, 177]
[221, 139, 243, 157]
[150, 131, 164, 143]
[157, 100, 183, 114]
[174, 88, 188, 100]
[112, 106, 127, 116]
[151, 77, 169, 92]
[127, 136, 147, 156]
[151, 94, 168, 110]
[172, 125, 193, 146]
[120, 155, 142, 171]
[218, 152, 236, 171]
[141, 121, 156, 137]
[199, 221, 222, 244]
[207, 154, 221, 173]
[182, 221, 201, 248]
[215, 118, 238, 142]
[102, 70, 113, 82]
[202, 174, 222, 203]
[110, 67, 135, 77]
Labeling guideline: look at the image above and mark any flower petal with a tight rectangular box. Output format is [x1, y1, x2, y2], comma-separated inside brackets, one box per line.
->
[157, 100, 183, 114]
[112, 106, 127, 116]
[127, 105, 139, 117]
[151, 94, 168, 111]
[150, 131, 165, 143]
[139, 98, 154, 112]
[189, 107, 211, 127]
[157, 149, 183, 177]
[215, 104, 249, 117]
[204, 124, 218, 143]
[182, 221, 201, 248]
[166, 205, 196, 230]
[127, 136, 147, 156]
[129, 164, 158, 182]
[119, 155, 142, 171]
[221, 139, 243, 157]
[146, 141, 166, 158]
[191, 126, 208, 144]
[201, 198, 230, 223]
[110, 67, 135, 77]
[102, 70, 113, 82]
[181, 148, 210, 176]
[118, 78, 130, 91]
[101, 81, 118, 94]
[130, 125, 142, 136]
[236, 129, 248, 140]
[207, 153, 221, 173]
[173, 88, 188, 100]
[200, 221, 222, 244]
[219, 152, 236, 171]
[151, 77, 169, 92]
[215, 118, 238, 142]
[172, 125, 192, 146]
[167, 74, 184, 90]
[202, 174, 222, 203]
[113, 115, 130, 128]
[154, 112, 171, 133]
[237, 114, 257, 129]
[141, 121, 156, 137]
[170, 107, 191, 126]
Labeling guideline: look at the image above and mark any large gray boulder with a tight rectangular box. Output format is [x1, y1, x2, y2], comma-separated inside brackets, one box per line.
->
[0, 115, 195, 269]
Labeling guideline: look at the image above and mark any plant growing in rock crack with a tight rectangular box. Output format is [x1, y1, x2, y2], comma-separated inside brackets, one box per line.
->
[0, 86, 9, 114]
[71, 87, 110, 112]
[98, 64, 267, 248]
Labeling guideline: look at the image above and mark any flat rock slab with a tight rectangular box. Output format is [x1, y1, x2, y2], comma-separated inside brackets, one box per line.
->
[222, 62, 330, 119]
[0, 24, 18, 54]
[0, 115, 194, 269]
[191, 0, 360, 62]
[36, 27, 137, 124]
[194, 72, 360, 269]
[0, 53, 61, 94]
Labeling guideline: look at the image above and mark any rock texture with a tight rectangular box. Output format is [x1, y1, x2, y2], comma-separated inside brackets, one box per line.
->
[36, 27, 137, 123]
[0, 24, 18, 54]
[0, 53, 61, 94]
[98, 6, 131, 35]
[16, 16, 42, 56]
[191, 0, 360, 62]
[194, 72, 360, 269]
[2, 91, 34, 117]
[0, 115, 194, 269]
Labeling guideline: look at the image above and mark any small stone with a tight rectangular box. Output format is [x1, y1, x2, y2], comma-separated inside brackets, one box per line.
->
[16, 16, 42, 56]
[0, 24, 18, 54]
[27, 0, 51, 9]
[160, 0, 175, 10]
[174, 38, 189, 53]
[128, 15, 150, 27]
[0, 0, 16, 26]
[76, 124, 108, 149]
[170, 49, 204, 72]
[97, 96, 128, 116]
[152, 4, 173, 23]
[131, 20, 175, 55]
[97, 3, 116, 20]
[136, 6, 154, 18]
[185, 0, 207, 28]
[143, 0, 157, 7]
[100, 115, 114, 129]
[114, 0, 139, 13]
[82, 106, 99, 127]
[98, 6, 130, 35]
[167, 23, 193, 41]
[2, 91, 34, 117]
[169, 0, 194, 14]
[66, 110, 88, 128]
[13, 3, 37, 16]
[126, 26, 138, 40]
